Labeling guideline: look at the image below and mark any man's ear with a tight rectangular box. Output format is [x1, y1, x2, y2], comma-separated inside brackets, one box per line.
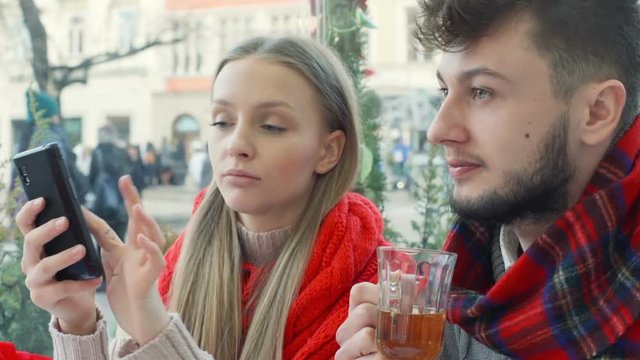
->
[580, 79, 626, 146]
[315, 130, 346, 174]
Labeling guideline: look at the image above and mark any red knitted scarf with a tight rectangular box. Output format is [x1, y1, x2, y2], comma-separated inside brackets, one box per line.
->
[157, 191, 388, 359]
[0, 342, 50, 360]
[443, 117, 640, 359]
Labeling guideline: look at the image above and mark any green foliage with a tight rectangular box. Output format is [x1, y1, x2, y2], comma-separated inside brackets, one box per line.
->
[322, 1, 403, 241]
[0, 244, 52, 354]
[410, 144, 454, 250]
[0, 90, 55, 356]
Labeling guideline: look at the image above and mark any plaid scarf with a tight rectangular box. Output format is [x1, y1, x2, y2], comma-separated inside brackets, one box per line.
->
[443, 116, 640, 359]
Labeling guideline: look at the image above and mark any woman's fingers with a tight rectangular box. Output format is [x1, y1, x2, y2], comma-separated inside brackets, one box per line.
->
[119, 175, 141, 214]
[15, 197, 45, 235]
[136, 234, 166, 272]
[83, 208, 122, 252]
[21, 216, 69, 273]
[132, 205, 166, 249]
[25, 244, 85, 286]
[28, 277, 102, 308]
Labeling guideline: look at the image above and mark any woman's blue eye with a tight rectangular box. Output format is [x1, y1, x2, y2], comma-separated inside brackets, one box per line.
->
[262, 124, 286, 133]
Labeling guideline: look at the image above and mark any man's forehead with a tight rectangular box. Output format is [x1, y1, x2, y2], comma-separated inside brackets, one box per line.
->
[434, 13, 540, 79]
[436, 39, 541, 83]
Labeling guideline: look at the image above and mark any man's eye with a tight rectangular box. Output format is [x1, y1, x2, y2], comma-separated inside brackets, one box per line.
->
[438, 87, 449, 97]
[210, 121, 229, 128]
[472, 88, 491, 100]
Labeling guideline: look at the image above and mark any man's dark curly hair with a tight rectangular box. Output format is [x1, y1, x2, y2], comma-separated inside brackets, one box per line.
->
[415, 0, 640, 138]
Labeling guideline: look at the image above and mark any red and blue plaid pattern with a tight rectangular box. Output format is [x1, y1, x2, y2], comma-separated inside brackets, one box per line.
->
[443, 116, 640, 359]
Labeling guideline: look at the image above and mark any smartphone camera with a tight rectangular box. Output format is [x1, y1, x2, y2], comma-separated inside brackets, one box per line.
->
[19, 166, 30, 186]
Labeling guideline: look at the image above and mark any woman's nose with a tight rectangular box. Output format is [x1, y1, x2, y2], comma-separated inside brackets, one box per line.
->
[226, 124, 255, 159]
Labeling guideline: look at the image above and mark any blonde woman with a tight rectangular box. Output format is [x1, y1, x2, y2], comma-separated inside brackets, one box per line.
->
[17, 37, 388, 359]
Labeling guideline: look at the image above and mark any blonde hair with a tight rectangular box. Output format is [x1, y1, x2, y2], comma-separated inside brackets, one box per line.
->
[169, 37, 360, 359]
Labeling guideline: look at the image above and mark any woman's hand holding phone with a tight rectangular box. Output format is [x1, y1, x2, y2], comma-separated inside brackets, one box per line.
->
[17, 198, 102, 336]
[18, 174, 169, 343]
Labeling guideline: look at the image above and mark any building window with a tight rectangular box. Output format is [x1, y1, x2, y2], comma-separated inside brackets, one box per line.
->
[171, 19, 204, 75]
[11, 119, 29, 153]
[9, 23, 31, 61]
[11, 117, 82, 150]
[173, 114, 200, 136]
[118, 10, 138, 53]
[62, 117, 83, 148]
[271, 15, 281, 34]
[218, 18, 228, 55]
[171, 21, 182, 74]
[406, 7, 426, 62]
[68, 16, 84, 57]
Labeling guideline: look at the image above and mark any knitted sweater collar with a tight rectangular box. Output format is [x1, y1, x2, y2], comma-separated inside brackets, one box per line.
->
[236, 223, 291, 266]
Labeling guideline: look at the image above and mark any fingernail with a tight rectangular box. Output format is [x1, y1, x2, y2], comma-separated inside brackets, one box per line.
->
[72, 245, 84, 256]
[32, 198, 43, 207]
[55, 217, 67, 229]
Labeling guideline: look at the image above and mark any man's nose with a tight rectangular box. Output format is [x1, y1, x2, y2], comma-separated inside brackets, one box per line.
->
[427, 95, 469, 146]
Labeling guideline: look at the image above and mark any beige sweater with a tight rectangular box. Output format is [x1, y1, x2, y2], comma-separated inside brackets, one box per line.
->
[50, 310, 211, 359]
[49, 224, 290, 359]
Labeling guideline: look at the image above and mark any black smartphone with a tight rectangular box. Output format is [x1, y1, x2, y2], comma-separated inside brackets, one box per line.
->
[13, 142, 103, 281]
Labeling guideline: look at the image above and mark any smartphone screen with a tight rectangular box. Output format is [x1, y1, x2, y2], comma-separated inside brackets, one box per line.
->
[13, 142, 103, 281]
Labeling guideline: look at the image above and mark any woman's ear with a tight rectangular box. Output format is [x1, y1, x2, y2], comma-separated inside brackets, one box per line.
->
[580, 79, 626, 146]
[315, 130, 346, 174]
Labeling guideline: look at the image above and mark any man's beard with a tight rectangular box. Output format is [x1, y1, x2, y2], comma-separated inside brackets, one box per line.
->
[450, 113, 574, 225]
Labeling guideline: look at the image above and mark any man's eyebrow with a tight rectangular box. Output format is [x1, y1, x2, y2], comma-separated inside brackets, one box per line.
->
[436, 67, 512, 84]
[211, 99, 234, 108]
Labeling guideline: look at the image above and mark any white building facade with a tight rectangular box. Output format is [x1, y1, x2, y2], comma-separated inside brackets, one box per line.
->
[0, 0, 442, 171]
[0, 0, 312, 164]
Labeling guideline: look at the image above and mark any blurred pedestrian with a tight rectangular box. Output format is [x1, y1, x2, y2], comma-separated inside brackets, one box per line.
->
[143, 142, 161, 186]
[73, 144, 92, 176]
[88, 125, 130, 240]
[127, 144, 147, 195]
[11, 90, 88, 204]
[187, 140, 210, 189]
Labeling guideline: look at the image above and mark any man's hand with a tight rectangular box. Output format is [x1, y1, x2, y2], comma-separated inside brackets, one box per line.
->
[335, 282, 383, 360]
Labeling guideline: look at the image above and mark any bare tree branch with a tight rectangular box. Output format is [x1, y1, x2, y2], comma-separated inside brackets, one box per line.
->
[60, 34, 186, 73]
[48, 34, 186, 91]
[17, 0, 187, 112]
[18, 0, 48, 90]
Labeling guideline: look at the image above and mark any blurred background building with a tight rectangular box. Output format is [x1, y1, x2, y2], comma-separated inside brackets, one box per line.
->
[0, 0, 314, 164]
[0, 0, 441, 170]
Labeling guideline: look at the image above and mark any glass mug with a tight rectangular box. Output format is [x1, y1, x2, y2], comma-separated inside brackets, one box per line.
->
[376, 247, 457, 360]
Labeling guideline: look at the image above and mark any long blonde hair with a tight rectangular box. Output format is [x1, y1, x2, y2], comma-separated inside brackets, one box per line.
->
[169, 37, 360, 359]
